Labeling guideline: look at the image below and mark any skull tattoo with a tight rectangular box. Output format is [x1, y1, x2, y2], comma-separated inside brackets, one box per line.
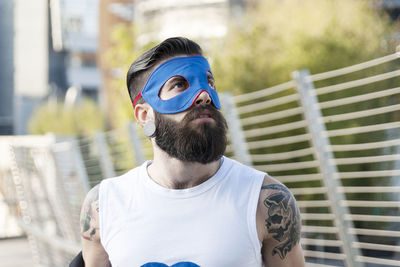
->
[262, 184, 301, 260]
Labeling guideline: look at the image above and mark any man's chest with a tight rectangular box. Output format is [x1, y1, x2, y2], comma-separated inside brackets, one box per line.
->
[104, 202, 262, 267]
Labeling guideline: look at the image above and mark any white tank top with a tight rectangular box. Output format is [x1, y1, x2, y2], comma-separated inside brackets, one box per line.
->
[99, 156, 265, 267]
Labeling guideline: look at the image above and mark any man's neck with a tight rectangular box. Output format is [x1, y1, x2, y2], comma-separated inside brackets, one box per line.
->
[147, 147, 222, 189]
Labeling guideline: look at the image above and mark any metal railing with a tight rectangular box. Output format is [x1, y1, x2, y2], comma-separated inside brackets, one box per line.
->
[3, 50, 400, 266]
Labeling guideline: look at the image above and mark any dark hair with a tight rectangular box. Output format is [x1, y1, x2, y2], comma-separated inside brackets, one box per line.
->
[126, 37, 203, 104]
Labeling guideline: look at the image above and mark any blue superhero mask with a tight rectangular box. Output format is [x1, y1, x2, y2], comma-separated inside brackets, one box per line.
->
[133, 55, 221, 114]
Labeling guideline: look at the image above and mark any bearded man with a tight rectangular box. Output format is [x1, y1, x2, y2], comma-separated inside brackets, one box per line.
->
[78, 37, 305, 267]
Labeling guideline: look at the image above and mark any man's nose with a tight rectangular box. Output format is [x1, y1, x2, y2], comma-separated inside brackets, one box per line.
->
[194, 91, 212, 106]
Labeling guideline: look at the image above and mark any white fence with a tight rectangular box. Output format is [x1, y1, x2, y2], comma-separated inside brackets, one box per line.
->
[2, 50, 400, 266]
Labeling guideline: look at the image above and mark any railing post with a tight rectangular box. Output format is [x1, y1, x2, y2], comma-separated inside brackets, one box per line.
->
[220, 92, 252, 166]
[292, 69, 363, 267]
[70, 139, 91, 193]
[127, 122, 146, 166]
[94, 132, 116, 179]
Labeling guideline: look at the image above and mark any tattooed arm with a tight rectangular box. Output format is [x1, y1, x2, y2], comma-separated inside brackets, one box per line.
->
[80, 184, 111, 267]
[256, 176, 305, 266]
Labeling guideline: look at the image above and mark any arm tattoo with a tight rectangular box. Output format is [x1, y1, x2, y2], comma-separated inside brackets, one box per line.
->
[261, 184, 301, 260]
[80, 187, 99, 241]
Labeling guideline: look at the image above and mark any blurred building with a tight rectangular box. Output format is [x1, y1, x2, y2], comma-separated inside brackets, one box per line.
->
[133, 0, 246, 47]
[50, 0, 100, 101]
[1, 0, 51, 135]
[0, 0, 101, 135]
[0, 0, 14, 135]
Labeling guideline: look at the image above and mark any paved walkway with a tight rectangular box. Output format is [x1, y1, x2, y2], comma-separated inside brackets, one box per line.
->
[0, 237, 34, 267]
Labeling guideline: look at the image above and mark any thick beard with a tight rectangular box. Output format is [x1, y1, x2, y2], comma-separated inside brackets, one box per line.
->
[154, 106, 228, 164]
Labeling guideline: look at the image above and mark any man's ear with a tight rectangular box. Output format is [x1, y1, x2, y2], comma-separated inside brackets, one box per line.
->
[134, 103, 155, 127]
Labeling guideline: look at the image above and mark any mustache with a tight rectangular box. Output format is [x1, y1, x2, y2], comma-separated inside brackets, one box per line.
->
[181, 105, 219, 124]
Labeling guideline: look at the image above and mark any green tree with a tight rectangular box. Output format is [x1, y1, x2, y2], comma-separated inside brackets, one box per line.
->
[103, 24, 157, 128]
[103, 24, 138, 128]
[213, 0, 397, 94]
[29, 98, 105, 136]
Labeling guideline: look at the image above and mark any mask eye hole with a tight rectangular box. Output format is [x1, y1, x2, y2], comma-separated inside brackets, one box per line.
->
[159, 75, 190, 100]
[207, 71, 216, 90]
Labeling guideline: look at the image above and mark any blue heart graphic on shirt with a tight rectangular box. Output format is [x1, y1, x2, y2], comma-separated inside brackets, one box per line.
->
[141, 262, 200, 267]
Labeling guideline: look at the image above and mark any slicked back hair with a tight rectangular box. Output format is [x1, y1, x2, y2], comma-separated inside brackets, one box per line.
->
[126, 37, 203, 104]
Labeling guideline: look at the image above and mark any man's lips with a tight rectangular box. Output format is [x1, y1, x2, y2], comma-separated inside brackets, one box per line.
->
[191, 109, 215, 123]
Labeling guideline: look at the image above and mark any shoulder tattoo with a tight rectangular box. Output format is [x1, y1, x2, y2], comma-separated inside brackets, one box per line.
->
[80, 186, 100, 241]
[261, 183, 301, 259]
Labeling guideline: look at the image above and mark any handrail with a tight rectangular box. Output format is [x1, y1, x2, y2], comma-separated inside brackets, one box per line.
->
[18, 219, 80, 255]
[309, 53, 399, 81]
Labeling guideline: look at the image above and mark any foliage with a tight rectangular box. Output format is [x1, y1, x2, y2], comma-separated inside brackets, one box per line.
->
[208, 0, 400, 241]
[103, 24, 138, 128]
[28, 98, 105, 136]
[212, 0, 397, 94]
[103, 24, 158, 128]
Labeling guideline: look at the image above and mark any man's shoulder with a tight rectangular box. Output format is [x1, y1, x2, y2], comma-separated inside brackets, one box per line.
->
[98, 165, 144, 203]
[224, 156, 266, 177]
[100, 164, 143, 187]
[257, 175, 297, 210]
